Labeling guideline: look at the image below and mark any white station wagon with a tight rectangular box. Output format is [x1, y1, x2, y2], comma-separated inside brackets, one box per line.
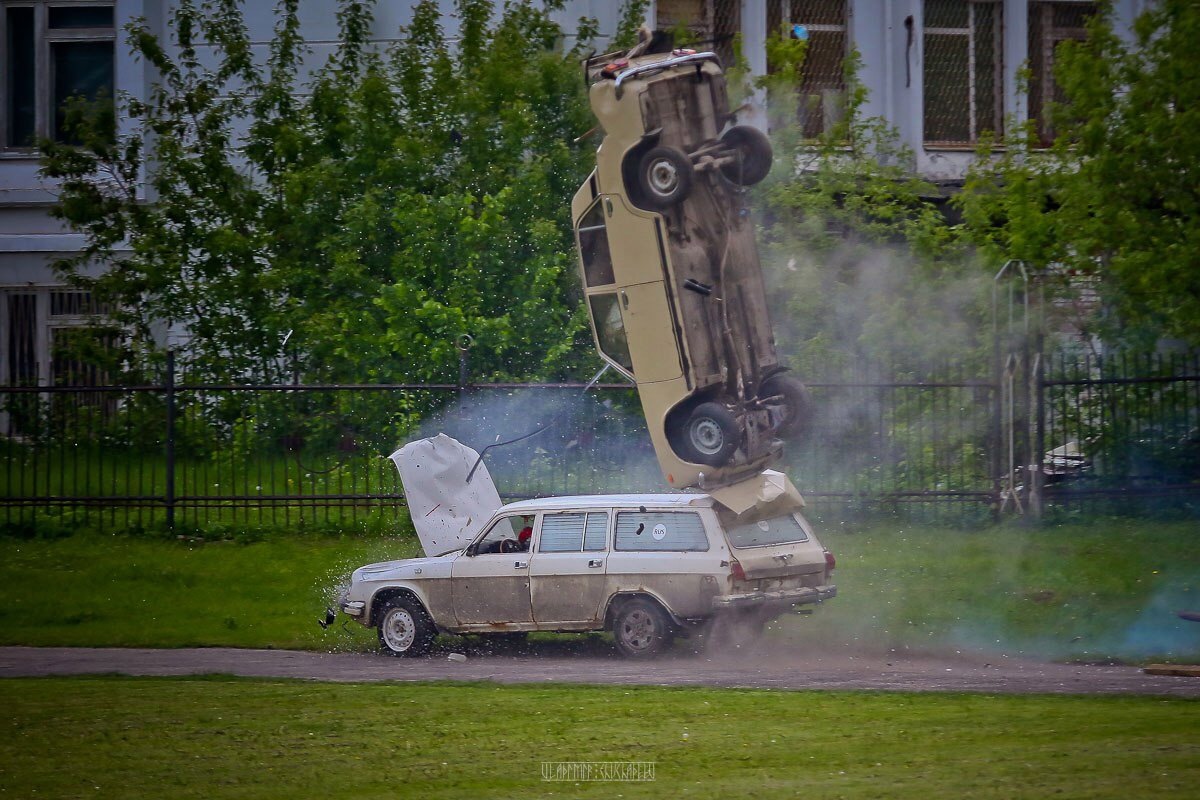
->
[334, 436, 836, 659]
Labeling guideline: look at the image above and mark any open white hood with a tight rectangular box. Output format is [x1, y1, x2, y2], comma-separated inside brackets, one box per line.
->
[390, 434, 502, 557]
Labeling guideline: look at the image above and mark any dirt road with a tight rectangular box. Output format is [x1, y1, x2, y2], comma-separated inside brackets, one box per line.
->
[2, 642, 1198, 696]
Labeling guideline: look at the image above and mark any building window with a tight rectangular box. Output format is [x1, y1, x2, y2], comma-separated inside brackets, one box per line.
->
[1, 286, 118, 436]
[768, 0, 848, 138]
[1, 287, 113, 387]
[923, 0, 1003, 146]
[2, 1, 115, 149]
[656, 0, 742, 68]
[1028, 1, 1096, 146]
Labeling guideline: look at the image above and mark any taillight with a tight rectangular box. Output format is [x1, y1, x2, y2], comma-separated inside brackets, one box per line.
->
[730, 558, 747, 582]
[824, 550, 836, 572]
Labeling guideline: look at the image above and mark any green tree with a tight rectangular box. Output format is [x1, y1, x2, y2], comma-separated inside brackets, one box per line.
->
[743, 39, 981, 377]
[42, 0, 602, 384]
[960, 0, 1200, 347]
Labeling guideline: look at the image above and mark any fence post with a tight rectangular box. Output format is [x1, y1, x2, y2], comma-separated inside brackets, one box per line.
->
[456, 334, 473, 398]
[991, 310, 1003, 520]
[164, 349, 176, 530]
[1029, 342, 1045, 522]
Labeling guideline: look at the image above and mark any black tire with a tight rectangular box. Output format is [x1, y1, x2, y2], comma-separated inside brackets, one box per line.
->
[719, 125, 773, 186]
[672, 401, 740, 466]
[637, 146, 695, 208]
[376, 595, 436, 657]
[760, 373, 813, 439]
[611, 598, 674, 659]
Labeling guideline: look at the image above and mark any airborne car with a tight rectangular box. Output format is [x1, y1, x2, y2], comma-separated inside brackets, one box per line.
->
[574, 44, 809, 491]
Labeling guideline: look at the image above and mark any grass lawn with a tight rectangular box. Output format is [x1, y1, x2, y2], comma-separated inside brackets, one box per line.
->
[0, 532, 413, 650]
[1, 677, 1197, 800]
[0, 518, 1197, 661]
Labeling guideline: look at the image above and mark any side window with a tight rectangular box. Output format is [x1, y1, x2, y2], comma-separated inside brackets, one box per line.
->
[588, 293, 633, 374]
[583, 512, 609, 552]
[615, 511, 709, 552]
[576, 200, 615, 287]
[539, 513, 585, 553]
[474, 516, 529, 555]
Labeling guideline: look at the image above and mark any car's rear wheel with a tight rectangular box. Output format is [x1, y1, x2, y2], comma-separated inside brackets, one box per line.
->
[760, 373, 813, 439]
[376, 596, 436, 657]
[637, 146, 694, 208]
[612, 598, 674, 659]
[719, 125, 773, 186]
[672, 401, 740, 466]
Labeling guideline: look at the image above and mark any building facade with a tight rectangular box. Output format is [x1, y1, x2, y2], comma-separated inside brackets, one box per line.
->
[0, 0, 1148, 389]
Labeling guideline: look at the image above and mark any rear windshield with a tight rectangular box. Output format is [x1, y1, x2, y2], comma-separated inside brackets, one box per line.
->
[724, 514, 809, 548]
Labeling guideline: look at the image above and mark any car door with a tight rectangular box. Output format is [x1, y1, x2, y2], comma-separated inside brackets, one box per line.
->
[451, 514, 535, 626]
[604, 508, 724, 619]
[605, 195, 683, 384]
[528, 511, 611, 626]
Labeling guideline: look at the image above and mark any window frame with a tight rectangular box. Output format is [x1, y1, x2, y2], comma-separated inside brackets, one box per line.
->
[470, 514, 531, 556]
[613, 510, 710, 553]
[922, 0, 1004, 147]
[536, 510, 611, 554]
[1, 0, 116, 151]
[1028, 0, 1096, 147]
[770, 1, 851, 140]
[723, 512, 812, 550]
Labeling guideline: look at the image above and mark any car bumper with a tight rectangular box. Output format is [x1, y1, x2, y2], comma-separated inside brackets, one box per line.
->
[712, 584, 837, 610]
[339, 599, 366, 618]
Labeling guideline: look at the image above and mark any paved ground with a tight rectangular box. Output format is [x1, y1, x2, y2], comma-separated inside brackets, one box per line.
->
[3, 642, 1199, 696]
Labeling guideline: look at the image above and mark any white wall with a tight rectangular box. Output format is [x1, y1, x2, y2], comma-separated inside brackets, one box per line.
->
[0, 0, 1157, 319]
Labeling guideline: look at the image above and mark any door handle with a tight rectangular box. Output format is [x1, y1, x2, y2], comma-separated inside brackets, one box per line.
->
[620, 290, 629, 309]
[588, 559, 603, 568]
[514, 561, 528, 569]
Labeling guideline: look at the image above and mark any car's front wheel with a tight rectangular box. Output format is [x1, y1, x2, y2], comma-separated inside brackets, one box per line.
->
[637, 146, 695, 208]
[612, 598, 675, 659]
[376, 596, 436, 657]
[672, 401, 740, 466]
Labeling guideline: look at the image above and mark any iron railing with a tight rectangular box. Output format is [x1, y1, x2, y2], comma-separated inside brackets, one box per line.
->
[1, 352, 1197, 532]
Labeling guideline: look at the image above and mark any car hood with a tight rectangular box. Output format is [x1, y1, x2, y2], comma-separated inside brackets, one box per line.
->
[709, 469, 805, 524]
[390, 433, 503, 558]
[353, 552, 457, 582]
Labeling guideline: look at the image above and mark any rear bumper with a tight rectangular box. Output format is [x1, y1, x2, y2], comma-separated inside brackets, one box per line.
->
[712, 584, 837, 610]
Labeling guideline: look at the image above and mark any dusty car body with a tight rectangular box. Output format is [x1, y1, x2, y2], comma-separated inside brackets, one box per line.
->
[574, 44, 810, 491]
[336, 437, 836, 659]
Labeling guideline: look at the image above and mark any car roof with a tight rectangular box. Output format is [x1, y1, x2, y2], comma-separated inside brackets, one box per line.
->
[499, 493, 714, 513]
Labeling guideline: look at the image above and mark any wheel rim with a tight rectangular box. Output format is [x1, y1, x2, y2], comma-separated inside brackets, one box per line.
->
[620, 608, 658, 652]
[647, 159, 679, 197]
[690, 416, 725, 455]
[381, 608, 417, 652]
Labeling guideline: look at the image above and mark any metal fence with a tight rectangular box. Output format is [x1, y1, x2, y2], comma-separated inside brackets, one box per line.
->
[1, 351, 1196, 533]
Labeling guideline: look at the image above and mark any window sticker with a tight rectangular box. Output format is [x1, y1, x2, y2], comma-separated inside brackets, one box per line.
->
[651, 523, 667, 540]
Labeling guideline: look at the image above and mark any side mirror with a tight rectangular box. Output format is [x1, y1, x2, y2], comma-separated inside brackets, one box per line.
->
[465, 542, 479, 557]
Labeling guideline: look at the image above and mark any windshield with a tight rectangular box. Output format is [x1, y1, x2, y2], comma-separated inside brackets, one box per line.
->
[724, 513, 809, 548]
